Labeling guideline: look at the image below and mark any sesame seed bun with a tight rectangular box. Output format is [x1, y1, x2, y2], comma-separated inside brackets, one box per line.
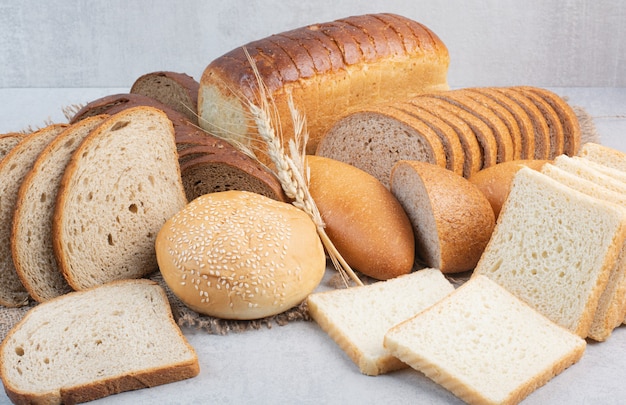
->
[155, 190, 326, 320]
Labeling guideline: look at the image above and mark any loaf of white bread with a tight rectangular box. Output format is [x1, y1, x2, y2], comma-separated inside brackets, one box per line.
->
[0, 279, 199, 404]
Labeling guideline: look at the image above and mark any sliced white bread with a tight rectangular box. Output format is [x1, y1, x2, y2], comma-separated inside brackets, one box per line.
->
[307, 268, 454, 376]
[53, 106, 187, 291]
[384, 275, 586, 405]
[579, 142, 626, 172]
[12, 115, 109, 303]
[552, 154, 626, 194]
[540, 163, 626, 341]
[0, 124, 68, 307]
[390, 160, 495, 273]
[0, 279, 199, 405]
[473, 167, 626, 338]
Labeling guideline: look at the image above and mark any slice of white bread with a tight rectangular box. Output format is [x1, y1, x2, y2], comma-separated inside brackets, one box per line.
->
[540, 163, 626, 341]
[552, 154, 626, 194]
[384, 275, 586, 405]
[307, 268, 454, 376]
[0, 279, 199, 405]
[12, 115, 109, 303]
[53, 106, 187, 291]
[473, 167, 626, 337]
[579, 142, 626, 172]
[0, 124, 68, 307]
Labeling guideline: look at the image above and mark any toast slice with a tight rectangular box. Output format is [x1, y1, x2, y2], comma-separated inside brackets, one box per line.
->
[53, 106, 187, 290]
[384, 275, 586, 405]
[0, 279, 199, 405]
[307, 268, 454, 376]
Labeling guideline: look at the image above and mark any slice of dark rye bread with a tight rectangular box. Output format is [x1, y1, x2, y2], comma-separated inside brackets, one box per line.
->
[12, 115, 110, 303]
[0, 124, 68, 307]
[70, 93, 287, 202]
[130, 71, 200, 124]
[52, 106, 187, 291]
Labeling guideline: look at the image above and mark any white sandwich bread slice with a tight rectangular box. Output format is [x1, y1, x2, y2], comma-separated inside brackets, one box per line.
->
[540, 162, 626, 341]
[579, 142, 626, 172]
[12, 115, 109, 303]
[53, 106, 187, 291]
[0, 279, 199, 405]
[552, 154, 626, 195]
[473, 167, 626, 338]
[383, 275, 586, 405]
[0, 124, 68, 307]
[306, 268, 454, 376]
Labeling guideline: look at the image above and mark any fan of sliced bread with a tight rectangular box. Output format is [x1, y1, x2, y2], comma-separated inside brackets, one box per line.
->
[316, 86, 584, 188]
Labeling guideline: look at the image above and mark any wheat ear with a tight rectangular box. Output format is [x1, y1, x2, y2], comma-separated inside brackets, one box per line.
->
[242, 48, 362, 287]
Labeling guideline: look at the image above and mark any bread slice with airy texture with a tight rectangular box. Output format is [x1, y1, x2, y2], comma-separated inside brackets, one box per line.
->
[540, 163, 626, 341]
[390, 160, 495, 273]
[384, 275, 586, 405]
[0, 124, 68, 307]
[553, 154, 626, 194]
[307, 268, 454, 376]
[579, 142, 626, 172]
[53, 106, 187, 291]
[0, 279, 199, 405]
[12, 115, 109, 303]
[474, 167, 626, 337]
[0, 133, 27, 161]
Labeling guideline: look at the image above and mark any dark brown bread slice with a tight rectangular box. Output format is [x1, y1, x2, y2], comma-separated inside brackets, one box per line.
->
[12, 116, 109, 303]
[414, 95, 499, 169]
[130, 71, 200, 124]
[0, 124, 68, 307]
[316, 105, 448, 189]
[510, 86, 564, 159]
[523, 86, 582, 156]
[465, 87, 536, 159]
[458, 89, 524, 160]
[408, 97, 483, 177]
[493, 87, 551, 160]
[425, 91, 515, 165]
[392, 102, 466, 177]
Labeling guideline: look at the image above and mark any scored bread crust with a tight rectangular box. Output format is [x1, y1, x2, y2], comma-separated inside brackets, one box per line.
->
[198, 13, 450, 160]
[53, 106, 187, 291]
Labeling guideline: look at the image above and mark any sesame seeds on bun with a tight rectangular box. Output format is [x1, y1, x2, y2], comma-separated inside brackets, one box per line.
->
[155, 190, 326, 320]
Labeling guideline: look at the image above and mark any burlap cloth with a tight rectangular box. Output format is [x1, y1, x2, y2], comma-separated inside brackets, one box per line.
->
[0, 105, 603, 342]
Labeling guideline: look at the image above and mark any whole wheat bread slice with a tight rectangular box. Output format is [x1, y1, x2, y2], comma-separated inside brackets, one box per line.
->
[53, 106, 187, 291]
[0, 124, 68, 307]
[0, 133, 27, 161]
[12, 115, 109, 303]
[0, 279, 199, 405]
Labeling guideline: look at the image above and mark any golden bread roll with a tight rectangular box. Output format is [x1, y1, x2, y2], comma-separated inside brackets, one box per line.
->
[156, 190, 325, 320]
[390, 160, 495, 273]
[469, 159, 550, 219]
[307, 155, 415, 280]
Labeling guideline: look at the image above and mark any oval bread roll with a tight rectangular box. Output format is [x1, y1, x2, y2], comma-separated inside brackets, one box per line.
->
[469, 159, 550, 219]
[156, 190, 326, 320]
[307, 155, 415, 280]
[390, 160, 495, 273]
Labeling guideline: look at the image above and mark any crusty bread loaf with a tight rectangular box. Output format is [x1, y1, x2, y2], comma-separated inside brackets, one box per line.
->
[383, 275, 586, 405]
[579, 142, 626, 171]
[390, 160, 495, 273]
[0, 279, 199, 405]
[474, 167, 626, 337]
[306, 155, 414, 280]
[540, 162, 626, 341]
[198, 13, 450, 160]
[469, 159, 550, 219]
[156, 190, 325, 320]
[0, 124, 68, 307]
[130, 71, 200, 124]
[12, 115, 109, 303]
[53, 107, 187, 291]
[307, 268, 454, 376]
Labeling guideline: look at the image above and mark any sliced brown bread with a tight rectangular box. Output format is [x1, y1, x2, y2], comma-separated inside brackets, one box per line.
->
[0, 133, 27, 161]
[53, 107, 187, 291]
[0, 279, 199, 405]
[316, 105, 447, 188]
[474, 167, 626, 338]
[12, 115, 109, 303]
[384, 275, 586, 405]
[465, 87, 536, 159]
[130, 71, 200, 124]
[0, 124, 68, 307]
